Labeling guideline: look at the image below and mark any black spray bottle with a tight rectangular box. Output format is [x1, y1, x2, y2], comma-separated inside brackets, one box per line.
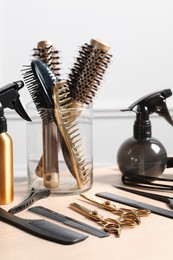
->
[117, 89, 173, 179]
[0, 81, 31, 204]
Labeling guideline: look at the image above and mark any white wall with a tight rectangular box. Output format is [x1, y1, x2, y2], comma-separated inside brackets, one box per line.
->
[1, 0, 173, 177]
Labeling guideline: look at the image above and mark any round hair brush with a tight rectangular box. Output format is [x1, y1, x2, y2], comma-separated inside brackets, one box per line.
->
[67, 38, 112, 105]
[33, 40, 61, 78]
[32, 40, 61, 180]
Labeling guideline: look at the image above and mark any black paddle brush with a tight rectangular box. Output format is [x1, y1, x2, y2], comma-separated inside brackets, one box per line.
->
[22, 60, 59, 189]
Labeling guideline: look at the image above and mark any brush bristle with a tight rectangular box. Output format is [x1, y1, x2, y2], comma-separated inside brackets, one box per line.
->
[22, 60, 55, 124]
[33, 40, 61, 78]
[67, 42, 112, 105]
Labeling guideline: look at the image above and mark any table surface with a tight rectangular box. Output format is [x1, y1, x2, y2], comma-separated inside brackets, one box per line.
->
[1, 166, 173, 260]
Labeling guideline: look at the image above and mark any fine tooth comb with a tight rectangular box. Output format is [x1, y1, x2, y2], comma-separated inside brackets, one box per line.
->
[22, 60, 59, 189]
[53, 81, 92, 188]
[67, 38, 112, 105]
[32, 40, 61, 180]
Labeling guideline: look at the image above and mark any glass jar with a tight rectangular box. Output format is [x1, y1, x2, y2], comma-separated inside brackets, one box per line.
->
[26, 101, 93, 195]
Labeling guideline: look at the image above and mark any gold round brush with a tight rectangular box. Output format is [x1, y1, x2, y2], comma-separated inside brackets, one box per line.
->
[33, 40, 61, 78]
[53, 38, 112, 188]
[67, 38, 112, 105]
[32, 40, 60, 189]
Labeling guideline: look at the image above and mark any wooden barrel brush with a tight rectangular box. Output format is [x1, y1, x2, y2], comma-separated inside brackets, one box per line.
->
[33, 41, 61, 187]
[67, 38, 112, 105]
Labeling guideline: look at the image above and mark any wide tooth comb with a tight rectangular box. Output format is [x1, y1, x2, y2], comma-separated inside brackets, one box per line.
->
[53, 81, 91, 188]
[67, 38, 112, 105]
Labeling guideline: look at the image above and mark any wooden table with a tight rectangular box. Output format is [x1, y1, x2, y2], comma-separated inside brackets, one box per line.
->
[0, 166, 173, 260]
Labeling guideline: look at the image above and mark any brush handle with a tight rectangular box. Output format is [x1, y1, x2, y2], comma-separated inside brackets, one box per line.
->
[42, 121, 59, 189]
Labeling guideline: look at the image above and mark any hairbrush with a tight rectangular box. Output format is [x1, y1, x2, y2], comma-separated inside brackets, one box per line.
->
[51, 38, 111, 188]
[22, 60, 59, 189]
[32, 40, 79, 183]
[32, 40, 61, 180]
[33, 40, 61, 78]
[67, 38, 112, 105]
[53, 81, 92, 188]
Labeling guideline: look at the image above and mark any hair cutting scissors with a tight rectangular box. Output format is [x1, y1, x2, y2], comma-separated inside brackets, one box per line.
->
[69, 202, 122, 237]
[69, 199, 148, 238]
[80, 194, 151, 220]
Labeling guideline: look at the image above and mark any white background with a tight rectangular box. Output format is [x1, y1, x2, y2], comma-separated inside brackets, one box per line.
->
[1, 0, 173, 176]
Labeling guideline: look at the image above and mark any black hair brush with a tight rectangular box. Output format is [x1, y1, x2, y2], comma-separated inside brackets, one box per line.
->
[67, 38, 112, 105]
[22, 60, 59, 189]
[23, 60, 55, 121]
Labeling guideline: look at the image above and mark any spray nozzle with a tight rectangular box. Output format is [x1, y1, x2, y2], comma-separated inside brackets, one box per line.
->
[121, 89, 173, 126]
[0, 81, 31, 121]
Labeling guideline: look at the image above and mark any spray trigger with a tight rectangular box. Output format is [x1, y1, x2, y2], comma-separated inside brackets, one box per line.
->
[121, 89, 173, 126]
[0, 81, 31, 121]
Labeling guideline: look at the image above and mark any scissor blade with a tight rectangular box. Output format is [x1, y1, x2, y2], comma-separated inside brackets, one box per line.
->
[112, 185, 173, 209]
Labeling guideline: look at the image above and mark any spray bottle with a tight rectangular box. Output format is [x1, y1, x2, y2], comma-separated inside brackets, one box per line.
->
[117, 89, 173, 179]
[0, 81, 31, 204]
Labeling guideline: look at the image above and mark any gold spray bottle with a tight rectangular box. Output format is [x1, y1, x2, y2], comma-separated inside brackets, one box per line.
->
[0, 104, 13, 204]
[0, 81, 31, 204]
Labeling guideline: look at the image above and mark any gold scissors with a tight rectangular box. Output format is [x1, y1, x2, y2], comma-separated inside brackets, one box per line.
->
[69, 202, 142, 237]
[80, 194, 151, 225]
[69, 202, 122, 237]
